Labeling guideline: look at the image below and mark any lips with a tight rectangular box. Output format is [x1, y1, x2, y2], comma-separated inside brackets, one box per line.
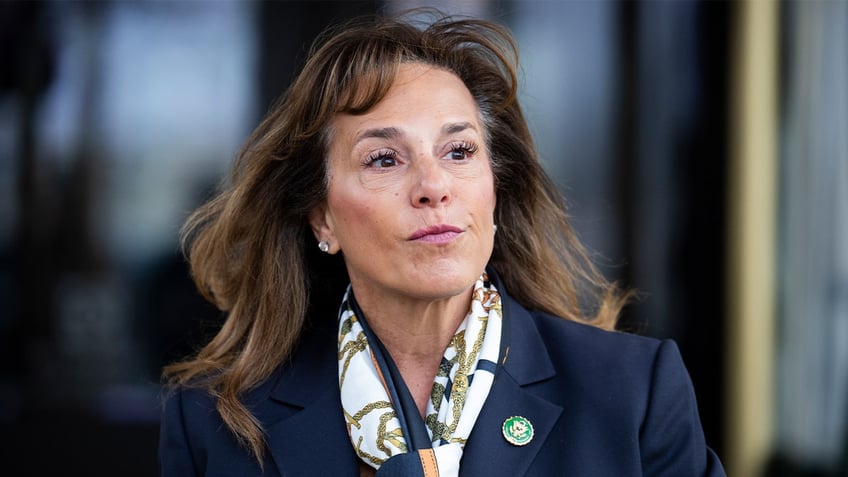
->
[408, 224, 463, 242]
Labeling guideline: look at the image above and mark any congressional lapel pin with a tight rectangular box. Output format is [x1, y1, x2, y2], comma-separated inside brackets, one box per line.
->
[502, 415, 534, 446]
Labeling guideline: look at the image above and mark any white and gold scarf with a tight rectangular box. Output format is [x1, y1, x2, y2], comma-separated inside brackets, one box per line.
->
[338, 274, 502, 476]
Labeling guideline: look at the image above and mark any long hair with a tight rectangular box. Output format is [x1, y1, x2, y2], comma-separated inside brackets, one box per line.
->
[164, 13, 630, 463]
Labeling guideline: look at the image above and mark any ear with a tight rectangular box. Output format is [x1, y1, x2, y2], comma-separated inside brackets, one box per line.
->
[308, 204, 338, 254]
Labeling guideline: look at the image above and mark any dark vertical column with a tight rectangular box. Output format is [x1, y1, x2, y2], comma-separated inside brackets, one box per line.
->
[0, 1, 55, 384]
[674, 1, 731, 456]
[615, 0, 640, 334]
[615, 0, 731, 457]
[258, 1, 380, 113]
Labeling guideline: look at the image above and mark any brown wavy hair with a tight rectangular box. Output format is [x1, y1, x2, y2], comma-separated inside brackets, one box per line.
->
[164, 12, 630, 463]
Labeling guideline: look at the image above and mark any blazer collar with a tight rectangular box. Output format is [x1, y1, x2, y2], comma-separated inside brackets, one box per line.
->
[259, 289, 562, 477]
[499, 291, 557, 385]
[487, 269, 556, 385]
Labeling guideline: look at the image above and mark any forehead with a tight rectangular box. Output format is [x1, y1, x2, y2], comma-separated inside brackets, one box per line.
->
[380, 63, 471, 101]
[330, 63, 482, 138]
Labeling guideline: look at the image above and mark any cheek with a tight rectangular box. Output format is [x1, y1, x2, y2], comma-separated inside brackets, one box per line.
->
[478, 170, 497, 215]
[326, 185, 383, 241]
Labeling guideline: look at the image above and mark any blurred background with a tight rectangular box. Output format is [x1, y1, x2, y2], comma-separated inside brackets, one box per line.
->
[0, 1, 845, 476]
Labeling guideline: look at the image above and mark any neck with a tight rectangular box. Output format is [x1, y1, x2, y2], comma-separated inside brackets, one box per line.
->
[352, 285, 473, 416]
[356, 288, 471, 361]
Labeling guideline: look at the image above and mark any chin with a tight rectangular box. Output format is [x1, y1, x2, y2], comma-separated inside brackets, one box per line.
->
[407, 265, 482, 299]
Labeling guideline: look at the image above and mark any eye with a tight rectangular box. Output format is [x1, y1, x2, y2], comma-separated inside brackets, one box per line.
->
[446, 141, 479, 161]
[364, 150, 398, 168]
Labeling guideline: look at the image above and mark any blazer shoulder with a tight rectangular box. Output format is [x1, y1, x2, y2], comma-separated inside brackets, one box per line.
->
[523, 311, 726, 476]
[529, 310, 665, 371]
[522, 310, 684, 426]
[159, 372, 285, 477]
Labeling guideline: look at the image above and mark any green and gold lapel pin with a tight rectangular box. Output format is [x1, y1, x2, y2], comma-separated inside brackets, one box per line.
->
[502, 415, 534, 446]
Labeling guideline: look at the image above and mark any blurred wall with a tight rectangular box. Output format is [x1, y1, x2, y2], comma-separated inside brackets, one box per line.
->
[774, 1, 848, 475]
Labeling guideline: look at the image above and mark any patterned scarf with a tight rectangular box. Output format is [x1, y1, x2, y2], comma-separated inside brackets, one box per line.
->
[338, 274, 502, 476]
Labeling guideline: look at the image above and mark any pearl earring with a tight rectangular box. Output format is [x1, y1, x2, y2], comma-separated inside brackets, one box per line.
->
[493, 224, 498, 233]
[318, 241, 329, 253]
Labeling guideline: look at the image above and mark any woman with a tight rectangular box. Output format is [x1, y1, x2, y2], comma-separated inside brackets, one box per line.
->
[159, 13, 725, 477]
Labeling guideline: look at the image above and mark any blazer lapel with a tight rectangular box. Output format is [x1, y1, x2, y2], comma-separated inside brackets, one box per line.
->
[259, 321, 360, 477]
[460, 294, 563, 476]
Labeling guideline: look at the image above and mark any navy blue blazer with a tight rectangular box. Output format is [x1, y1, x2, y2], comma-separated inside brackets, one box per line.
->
[160, 291, 725, 476]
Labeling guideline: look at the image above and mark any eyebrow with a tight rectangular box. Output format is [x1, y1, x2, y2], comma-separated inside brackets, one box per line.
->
[353, 122, 478, 146]
[442, 122, 476, 135]
[354, 127, 403, 145]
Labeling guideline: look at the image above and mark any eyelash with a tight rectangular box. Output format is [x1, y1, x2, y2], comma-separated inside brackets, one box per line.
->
[447, 141, 479, 159]
[362, 141, 480, 168]
[364, 149, 398, 168]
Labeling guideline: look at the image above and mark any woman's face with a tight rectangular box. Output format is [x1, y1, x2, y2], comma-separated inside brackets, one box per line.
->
[312, 63, 496, 305]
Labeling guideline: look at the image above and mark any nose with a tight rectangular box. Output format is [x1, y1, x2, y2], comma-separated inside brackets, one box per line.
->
[411, 158, 450, 207]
